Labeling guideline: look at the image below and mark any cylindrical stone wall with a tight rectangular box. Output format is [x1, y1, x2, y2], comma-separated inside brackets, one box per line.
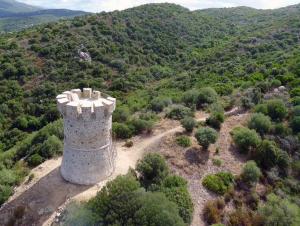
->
[56, 88, 116, 185]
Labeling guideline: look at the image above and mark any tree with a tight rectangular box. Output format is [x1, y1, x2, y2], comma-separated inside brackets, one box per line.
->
[241, 161, 261, 184]
[231, 127, 261, 154]
[258, 194, 300, 226]
[248, 113, 272, 135]
[136, 153, 169, 187]
[180, 117, 196, 132]
[195, 127, 218, 149]
[197, 87, 218, 108]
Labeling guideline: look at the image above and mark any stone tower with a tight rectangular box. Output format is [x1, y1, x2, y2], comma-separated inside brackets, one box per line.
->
[56, 88, 116, 185]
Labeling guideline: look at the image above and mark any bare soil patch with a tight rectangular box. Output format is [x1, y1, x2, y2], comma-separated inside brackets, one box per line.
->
[154, 113, 250, 226]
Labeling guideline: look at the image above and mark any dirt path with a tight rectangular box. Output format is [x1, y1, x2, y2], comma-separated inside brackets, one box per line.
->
[0, 112, 208, 226]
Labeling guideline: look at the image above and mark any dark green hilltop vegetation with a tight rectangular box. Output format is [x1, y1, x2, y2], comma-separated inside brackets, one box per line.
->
[0, 3, 300, 225]
[0, 0, 88, 32]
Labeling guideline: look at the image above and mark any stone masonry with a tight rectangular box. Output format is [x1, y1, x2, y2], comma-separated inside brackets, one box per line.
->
[56, 88, 116, 185]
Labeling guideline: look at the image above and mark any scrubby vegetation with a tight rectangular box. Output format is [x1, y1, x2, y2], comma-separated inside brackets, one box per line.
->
[0, 2, 299, 224]
[63, 153, 193, 225]
[202, 172, 234, 195]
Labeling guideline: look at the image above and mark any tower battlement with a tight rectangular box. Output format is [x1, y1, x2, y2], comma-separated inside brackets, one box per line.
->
[56, 88, 116, 120]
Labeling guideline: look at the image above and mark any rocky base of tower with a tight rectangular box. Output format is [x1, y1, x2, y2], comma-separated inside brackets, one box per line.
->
[60, 144, 116, 185]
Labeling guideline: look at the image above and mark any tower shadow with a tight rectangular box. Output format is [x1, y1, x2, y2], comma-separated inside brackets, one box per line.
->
[0, 166, 92, 226]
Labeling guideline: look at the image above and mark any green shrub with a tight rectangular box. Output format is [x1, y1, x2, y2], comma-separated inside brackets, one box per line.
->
[112, 122, 133, 139]
[265, 99, 287, 121]
[195, 127, 218, 149]
[113, 106, 130, 122]
[181, 89, 199, 107]
[134, 192, 185, 226]
[150, 98, 172, 112]
[290, 116, 300, 133]
[0, 184, 13, 205]
[202, 172, 234, 195]
[272, 123, 289, 135]
[253, 140, 280, 169]
[241, 161, 261, 184]
[248, 113, 272, 135]
[166, 105, 193, 120]
[258, 194, 300, 226]
[254, 104, 268, 115]
[176, 135, 192, 147]
[162, 175, 188, 188]
[27, 154, 44, 167]
[160, 182, 193, 224]
[39, 135, 62, 158]
[197, 87, 218, 108]
[231, 127, 261, 154]
[206, 111, 225, 129]
[129, 118, 154, 135]
[136, 153, 169, 187]
[180, 117, 196, 132]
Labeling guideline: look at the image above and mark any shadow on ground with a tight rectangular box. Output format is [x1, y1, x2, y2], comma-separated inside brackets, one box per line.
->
[185, 147, 209, 165]
[0, 166, 91, 226]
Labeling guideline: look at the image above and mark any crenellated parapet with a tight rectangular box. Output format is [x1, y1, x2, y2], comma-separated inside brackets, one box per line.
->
[56, 88, 116, 120]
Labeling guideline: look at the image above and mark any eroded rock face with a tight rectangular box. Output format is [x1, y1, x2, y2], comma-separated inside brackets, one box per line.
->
[56, 88, 116, 185]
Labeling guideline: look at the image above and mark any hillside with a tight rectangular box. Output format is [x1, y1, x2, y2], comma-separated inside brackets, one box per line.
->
[0, 3, 300, 225]
[0, 0, 40, 14]
[0, 0, 88, 32]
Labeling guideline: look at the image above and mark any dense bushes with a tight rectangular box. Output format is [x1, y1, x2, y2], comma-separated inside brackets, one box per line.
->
[195, 127, 218, 149]
[65, 154, 193, 225]
[166, 105, 194, 120]
[202, 172, 234, 195]
[252, 140, 290, 170]
[256, 99, 287, 121]
[231, 127, 261, 154]
[248, 113, 272, 135]
[258, 194, 300, 226]
[197, 87, 218, 108]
